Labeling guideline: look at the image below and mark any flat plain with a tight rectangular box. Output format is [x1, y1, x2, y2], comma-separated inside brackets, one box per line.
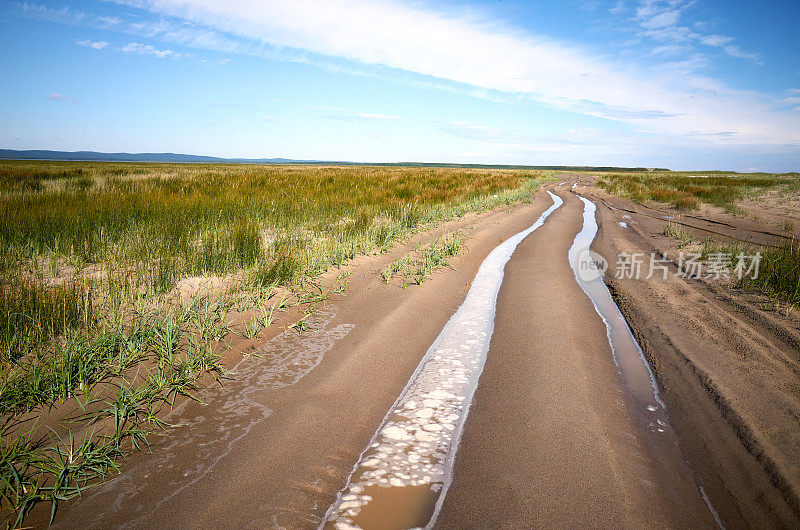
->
[1, 162, 799, 528]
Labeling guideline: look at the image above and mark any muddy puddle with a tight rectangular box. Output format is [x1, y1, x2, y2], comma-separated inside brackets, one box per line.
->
[322, 192, 563, 530]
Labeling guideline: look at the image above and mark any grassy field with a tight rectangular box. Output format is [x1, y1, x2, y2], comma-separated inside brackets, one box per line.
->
[0, 160, 550, 525]
[596, 171, 795, 210]
[608, 171, 800, 305]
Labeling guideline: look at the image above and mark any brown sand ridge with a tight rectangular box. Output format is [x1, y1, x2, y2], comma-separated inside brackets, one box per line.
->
[34, 180, 799, 529]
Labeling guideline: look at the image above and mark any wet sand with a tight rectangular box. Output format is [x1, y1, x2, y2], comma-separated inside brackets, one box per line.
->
[43, 191, 558, 528]
[585, 186, 800, 527]
[435, 190, 716, 528]
[38, 181, 800, 529]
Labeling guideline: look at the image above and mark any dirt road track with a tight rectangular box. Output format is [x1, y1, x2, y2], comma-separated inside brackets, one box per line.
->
[435, 190, 715, 528]
[40, 184, 799, 529]
[588, 189, 800, 528]
[45, 192, 558, 529]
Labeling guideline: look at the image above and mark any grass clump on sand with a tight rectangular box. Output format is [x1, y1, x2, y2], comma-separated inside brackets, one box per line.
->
[383, 233, 463, 286]
[700, 238, 800, 306]
[0, 161, 551, 525]
[754, 239, 800, 304]
[597, 171, 795, 210]
[661, 220, 695, 248]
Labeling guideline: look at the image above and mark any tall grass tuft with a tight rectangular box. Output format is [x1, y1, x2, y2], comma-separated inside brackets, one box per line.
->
[0, 279, 94, 363]
[746, 238, 800, 304]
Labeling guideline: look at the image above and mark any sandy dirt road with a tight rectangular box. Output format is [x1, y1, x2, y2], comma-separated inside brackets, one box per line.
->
[585, 186, 800, 528]
[45, 192, 560, 528]
[435, 190, 715, 528]
[40, 183, 799, 529]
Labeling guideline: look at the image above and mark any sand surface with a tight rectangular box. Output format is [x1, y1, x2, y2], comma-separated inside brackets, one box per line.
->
[435, 190, 715, 529]
[37, 181, 799, 529]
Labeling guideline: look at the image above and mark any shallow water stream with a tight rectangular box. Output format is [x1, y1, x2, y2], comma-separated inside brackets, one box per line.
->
[569, 195, 723, 528]
[322, 192, 563, 530]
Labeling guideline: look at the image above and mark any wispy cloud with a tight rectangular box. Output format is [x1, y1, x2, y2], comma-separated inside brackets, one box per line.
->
[73, 36, 190, 60]
[722, 45, 762, 65]
[121, 41, 185, 59]
[76, 39, 109, 50]
[106, 0, 796, 147]
[321, 110, 401, 122]
[18, 3, 121, 30]
[699, 34, 762, 64]
[47, 92, 80, 103]
[356, 112, 399, 121]
[18, 3, 86, 25]
[699, 34, 733, 47]
[631, 1, 762, 64]
[98, 15, 122, 28]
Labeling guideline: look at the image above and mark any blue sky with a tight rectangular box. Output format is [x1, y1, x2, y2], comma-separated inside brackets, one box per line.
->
[1, 1, 799, 171]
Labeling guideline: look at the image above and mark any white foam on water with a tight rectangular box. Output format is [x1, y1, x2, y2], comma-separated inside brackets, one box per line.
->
[323, 191, 564, 529]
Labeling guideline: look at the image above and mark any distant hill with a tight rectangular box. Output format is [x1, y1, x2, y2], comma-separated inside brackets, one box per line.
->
[0, 149, 323, 164]
[0, 149, 669, 172]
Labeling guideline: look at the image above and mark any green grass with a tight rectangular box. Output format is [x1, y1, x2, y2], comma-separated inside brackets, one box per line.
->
[0, 160, 551, 525]
[382, 233, 463, 286]
[662, 220, 696, 248]
[700, 238, 800, 305]
[597, 171, 796, 210]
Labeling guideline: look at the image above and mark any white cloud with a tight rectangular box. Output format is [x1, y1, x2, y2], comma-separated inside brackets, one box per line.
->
[59, 1, 800, 147]
[98, 15, 122, 28]
[609, 1, 626, 15]
[700, 34, 734, 47]
[121, 41, 184, 58]
[639, 9, 682, 29]
[631, 3, 761, 65]
[76, 39, 109, 50]
[723, 45, 762, 65]
[19, 3, 86, 25]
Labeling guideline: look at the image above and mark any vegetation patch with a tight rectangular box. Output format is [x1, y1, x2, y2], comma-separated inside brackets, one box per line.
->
[0, 161, 551, 525]
[597, 171, 794, 210]
[700, 238, 800, 306]
[382, 234, 463, 287]
[661, 220, 696, 248]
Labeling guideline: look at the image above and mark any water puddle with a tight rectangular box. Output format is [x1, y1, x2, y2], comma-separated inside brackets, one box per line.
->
[569, 196, 723, 527]
[569, 196, 666, 420]
[59, 306, 353, 528]
[322, 191, 564, 530]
